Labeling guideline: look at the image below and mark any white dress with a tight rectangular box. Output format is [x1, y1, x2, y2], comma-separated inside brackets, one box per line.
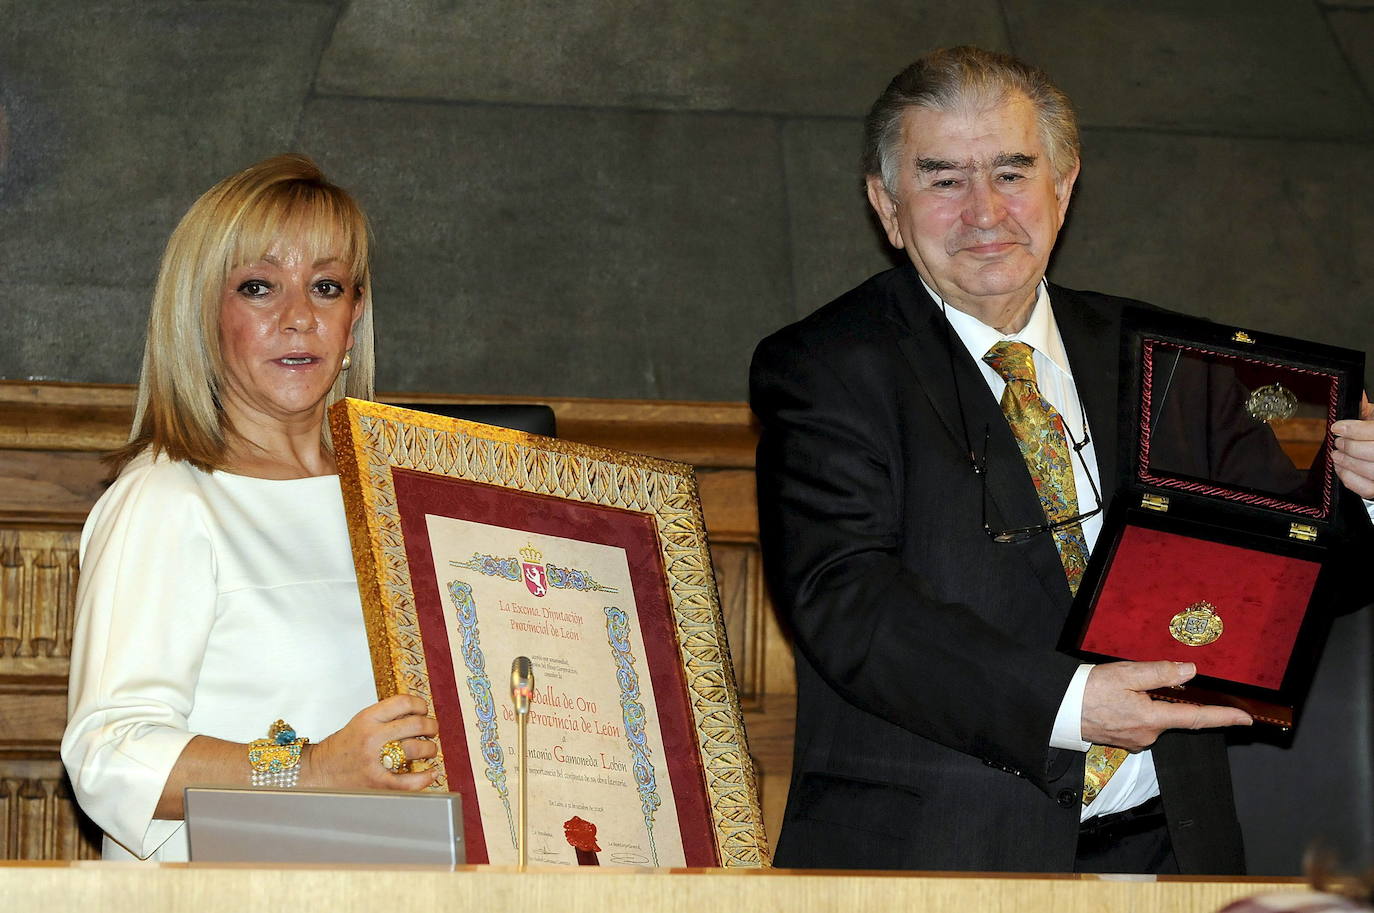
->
[61, 451, 378, 861]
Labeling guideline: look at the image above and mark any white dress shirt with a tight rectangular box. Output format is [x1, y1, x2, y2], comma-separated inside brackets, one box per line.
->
[927, 279, 1159, 821]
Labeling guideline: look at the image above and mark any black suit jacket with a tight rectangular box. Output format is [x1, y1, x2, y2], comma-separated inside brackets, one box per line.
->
[750, 265, 1245, 873]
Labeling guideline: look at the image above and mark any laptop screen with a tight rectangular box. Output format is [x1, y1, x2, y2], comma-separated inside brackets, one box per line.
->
[185, 787, 464, 865]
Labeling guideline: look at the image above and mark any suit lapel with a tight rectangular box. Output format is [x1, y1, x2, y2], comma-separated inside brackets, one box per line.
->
[888, 274, 1075, 609]
[1051, 285, 1124, 505]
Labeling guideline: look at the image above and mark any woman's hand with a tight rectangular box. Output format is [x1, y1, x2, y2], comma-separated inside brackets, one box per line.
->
[302, 694, 440, 790]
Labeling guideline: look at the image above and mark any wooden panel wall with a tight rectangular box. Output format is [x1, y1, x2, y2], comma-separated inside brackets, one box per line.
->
[0, 381, 793, 860]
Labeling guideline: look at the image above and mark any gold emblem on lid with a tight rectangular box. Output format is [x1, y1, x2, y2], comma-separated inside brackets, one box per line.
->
[1169, 600, 1223, 646]
[1246, 382, 1298, 423]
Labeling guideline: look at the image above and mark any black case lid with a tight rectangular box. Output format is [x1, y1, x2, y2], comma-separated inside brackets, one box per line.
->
[1118, 307, 1365, 537]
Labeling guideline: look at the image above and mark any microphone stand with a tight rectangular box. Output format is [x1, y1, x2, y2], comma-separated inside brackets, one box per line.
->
[510, 656, 534, 869]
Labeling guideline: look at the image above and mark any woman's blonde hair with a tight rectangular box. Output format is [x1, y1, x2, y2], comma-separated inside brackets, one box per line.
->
[110, 153, 375, 475]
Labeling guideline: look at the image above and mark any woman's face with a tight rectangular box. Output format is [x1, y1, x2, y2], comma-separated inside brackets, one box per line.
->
[217, 236, 363, 432]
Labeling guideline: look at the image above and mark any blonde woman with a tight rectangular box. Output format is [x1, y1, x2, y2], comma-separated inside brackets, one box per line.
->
[63, 155, 437, 861]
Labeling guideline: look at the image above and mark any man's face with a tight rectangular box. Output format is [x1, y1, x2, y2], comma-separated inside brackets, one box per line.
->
[866, 94, 1078, 329]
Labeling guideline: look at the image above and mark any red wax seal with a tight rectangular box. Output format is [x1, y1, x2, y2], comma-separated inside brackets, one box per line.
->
[563, 816, 601, 853]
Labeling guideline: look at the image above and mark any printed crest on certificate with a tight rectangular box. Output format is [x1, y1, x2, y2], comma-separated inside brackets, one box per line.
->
[329, 399, 768, 867]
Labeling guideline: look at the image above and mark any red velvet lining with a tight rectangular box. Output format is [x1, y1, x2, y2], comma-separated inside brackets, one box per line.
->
[1081, 526, 1320, 689]
[392, 468, 719, 866]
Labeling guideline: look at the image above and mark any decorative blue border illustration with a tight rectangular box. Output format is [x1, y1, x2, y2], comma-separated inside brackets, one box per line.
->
[604, 605, 661, 866]
[452, 554, 521, 581]
[451, 551, 619, 594]
[448, 579, 517, 848]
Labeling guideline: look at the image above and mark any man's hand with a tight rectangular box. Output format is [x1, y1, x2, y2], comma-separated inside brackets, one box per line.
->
[1332, 394, 1374, 499]
[1082, 661, 1252, 751]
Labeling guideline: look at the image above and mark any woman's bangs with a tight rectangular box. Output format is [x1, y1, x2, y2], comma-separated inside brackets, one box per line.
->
[225, 184, 368, 284]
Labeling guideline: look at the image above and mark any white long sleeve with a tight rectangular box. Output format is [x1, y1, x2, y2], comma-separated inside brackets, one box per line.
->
[62, 453, 375, 860]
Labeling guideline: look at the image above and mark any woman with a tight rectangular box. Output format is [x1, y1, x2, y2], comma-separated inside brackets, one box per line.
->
[62, 154, 438, 861]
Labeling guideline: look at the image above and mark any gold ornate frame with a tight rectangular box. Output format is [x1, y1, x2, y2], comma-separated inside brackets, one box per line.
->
[329, 398, 768, 866]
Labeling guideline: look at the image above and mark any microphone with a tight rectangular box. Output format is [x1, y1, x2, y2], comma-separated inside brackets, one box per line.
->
[511, 656, 534, 713]
[510, 656, 535, 868]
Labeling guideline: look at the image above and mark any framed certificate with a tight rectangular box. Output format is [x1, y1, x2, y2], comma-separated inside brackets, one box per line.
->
[329, 399, 767, 867]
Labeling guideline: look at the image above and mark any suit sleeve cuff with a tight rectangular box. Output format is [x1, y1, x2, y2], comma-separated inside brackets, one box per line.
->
[1050, 663, 1094, 751]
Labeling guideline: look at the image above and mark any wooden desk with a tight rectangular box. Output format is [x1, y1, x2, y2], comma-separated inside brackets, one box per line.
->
[0, 861, 1309, 913]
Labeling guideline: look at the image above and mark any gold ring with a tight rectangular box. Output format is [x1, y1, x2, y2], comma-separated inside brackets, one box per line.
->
[379, 739, 409, 773]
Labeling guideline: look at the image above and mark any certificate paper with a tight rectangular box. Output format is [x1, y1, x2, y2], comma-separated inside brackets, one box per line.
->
[330, 399, 765, 867]
[423, 513, 685, 866]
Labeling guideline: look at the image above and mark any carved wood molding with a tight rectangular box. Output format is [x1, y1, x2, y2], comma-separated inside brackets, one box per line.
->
[0, 530, 80, 676]
[0, 759, 101, 860]
[0, 382, 758, 469]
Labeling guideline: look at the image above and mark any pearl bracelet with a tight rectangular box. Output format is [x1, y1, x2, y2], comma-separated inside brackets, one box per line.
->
[247, 719, 309, 789]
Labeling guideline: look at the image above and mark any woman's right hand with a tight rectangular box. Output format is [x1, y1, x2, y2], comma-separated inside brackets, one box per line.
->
[302, 694, 440, 790]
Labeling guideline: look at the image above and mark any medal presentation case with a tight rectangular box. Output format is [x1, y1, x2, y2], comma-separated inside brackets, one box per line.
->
[1058, 309, 1366, 728]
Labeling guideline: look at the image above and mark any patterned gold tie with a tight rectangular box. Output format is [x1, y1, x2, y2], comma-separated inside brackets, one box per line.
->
[982, 341, 1125, 806]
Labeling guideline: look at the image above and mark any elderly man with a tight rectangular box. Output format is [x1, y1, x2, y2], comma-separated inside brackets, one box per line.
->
[751, 46, 1374, 874]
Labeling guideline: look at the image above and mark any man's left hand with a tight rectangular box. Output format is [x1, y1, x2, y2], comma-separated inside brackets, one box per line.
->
[1332, 394, 1374, 499]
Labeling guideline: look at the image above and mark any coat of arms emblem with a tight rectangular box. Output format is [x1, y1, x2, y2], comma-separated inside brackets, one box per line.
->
[520, 543, 548, 598]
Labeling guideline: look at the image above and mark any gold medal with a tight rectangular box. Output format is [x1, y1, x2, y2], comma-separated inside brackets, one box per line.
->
[1169, 600, 1223, 646]
[1246, 383, 1297, 423]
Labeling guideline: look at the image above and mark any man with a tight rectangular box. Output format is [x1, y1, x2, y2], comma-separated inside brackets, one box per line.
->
[751, 46, 1374, 874]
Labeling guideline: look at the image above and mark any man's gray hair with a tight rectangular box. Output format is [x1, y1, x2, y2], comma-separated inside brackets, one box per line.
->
[863, 46, 1080, 192]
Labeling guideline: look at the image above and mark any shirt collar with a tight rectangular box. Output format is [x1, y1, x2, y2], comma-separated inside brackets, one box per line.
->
[918, 277, 1071, 380]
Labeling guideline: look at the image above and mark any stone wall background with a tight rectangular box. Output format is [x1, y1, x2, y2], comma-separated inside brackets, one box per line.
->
[3, 1, 1373, 399]
[2, 0, 1373, 875]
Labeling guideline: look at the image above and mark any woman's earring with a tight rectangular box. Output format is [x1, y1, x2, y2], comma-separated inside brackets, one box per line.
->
[341, 352, 352, 371]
